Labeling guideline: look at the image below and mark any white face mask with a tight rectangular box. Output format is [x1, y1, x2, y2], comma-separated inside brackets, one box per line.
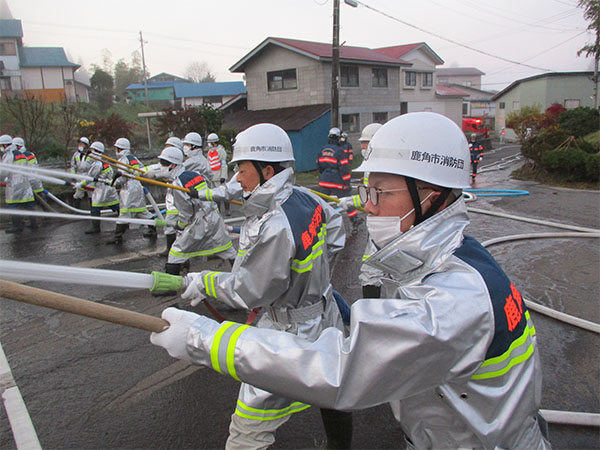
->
[78, 145, 85, 152]
[183, 144, 191, 157]
[366, 192, 434, 248]
[361, 149, 367, 158]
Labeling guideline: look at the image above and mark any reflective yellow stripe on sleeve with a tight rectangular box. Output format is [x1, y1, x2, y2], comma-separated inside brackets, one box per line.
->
[210, 321, 250, 381]
[471, 311, 536, 380]
[290, 224, 327, 274]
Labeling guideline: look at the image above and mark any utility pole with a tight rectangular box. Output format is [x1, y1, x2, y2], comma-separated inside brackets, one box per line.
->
[139, 31, 152, 150]
[331, 0, 340, 129]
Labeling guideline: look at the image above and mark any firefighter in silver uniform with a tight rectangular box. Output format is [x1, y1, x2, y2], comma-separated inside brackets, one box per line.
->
[147, 137, 184, 256]
[107, 137, 156, 244]
[151, 113, 550, 450]
[12, 137, 45, 202]
[77, 141, 120, 234]
[167, 123, 349, 450]
[155, 146, 235, 277]
[70, 137, 92, 210]
[182, 132, 212, 179]
[0, 134, 37, 232]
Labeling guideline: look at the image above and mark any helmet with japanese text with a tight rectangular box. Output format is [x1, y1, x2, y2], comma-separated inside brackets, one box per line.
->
[230, 123, 294, 165]
[358, 123, 382, 143]
[90, 141, 105, 154]
[355, 112, 470, 189]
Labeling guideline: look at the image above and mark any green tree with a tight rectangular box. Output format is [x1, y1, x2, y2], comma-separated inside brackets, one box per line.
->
[90, 68, 114, 112]
[113, 52, 145, 103]
[558, 107, 600, 137]
[155, 105, 223, 140]
[577, 0, 600, 107]
[505, 104, 546, 143]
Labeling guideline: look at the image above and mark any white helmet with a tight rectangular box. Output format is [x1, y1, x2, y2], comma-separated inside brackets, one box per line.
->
[79, 137, 90, 146]
[12, 137, 25, 148]
[358, 123, 382, 143]
[230, 123, 295, 164]
[165, 136, 183, 150]
[0, 134, 13, 145]
[114, 137, 131, 151]
[158, 146, 184, 165]
[328, 127, 341, 138]
[207, 133, 219, 143]
[183, 132, 203, 147]
[90, 141, 105, 154]
[355, 112, 470, 189]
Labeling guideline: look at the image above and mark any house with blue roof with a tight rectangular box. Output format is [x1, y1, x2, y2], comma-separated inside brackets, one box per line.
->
[174, 81, 246, 108]
[0, 12, 87, 102]
[125, 79, 246, 109]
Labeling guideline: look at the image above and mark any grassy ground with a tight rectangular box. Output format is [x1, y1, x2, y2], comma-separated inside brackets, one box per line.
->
[512, 161, 600, 190]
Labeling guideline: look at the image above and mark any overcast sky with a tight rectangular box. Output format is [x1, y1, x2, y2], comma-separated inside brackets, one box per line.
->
[7, 0, 594, 91]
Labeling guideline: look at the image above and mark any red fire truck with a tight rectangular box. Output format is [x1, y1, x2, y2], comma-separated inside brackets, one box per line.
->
[462, 117, 490, 138]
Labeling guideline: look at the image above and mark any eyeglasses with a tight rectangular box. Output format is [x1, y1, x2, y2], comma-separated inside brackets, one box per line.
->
[357, 185, 409, 206]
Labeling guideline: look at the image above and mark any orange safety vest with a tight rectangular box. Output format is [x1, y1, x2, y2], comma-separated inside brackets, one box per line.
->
[208, 149, 221, 171]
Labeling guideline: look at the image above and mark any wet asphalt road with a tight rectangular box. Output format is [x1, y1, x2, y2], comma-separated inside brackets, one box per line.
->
[1, 143, 598, 449]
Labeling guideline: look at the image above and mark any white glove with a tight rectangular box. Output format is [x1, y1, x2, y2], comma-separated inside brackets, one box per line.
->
[181, 273, 207, 307]
[74, 181, 83, 190]
[339, 195, 359, 211]
[150, 307, 200, 361]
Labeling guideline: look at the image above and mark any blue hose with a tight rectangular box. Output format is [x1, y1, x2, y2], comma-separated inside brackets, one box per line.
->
[464, 189, 529, 197]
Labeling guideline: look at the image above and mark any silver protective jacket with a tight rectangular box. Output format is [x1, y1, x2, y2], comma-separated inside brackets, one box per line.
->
[183, 151, 213, 182]
[189, 167, 346, 419]
[167, 169, 235, 263]
[186, 197, 548, 449]
[70, 151, 92, 174]
[1, 149, 34, 204]
[113, 153, 151, 217]
[21, 148, 44, 193]
[84, 158, 119, 208]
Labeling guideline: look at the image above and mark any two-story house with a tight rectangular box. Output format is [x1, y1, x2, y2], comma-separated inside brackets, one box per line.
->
[225, 37, 462, 171]
[0, 17, 86, 102]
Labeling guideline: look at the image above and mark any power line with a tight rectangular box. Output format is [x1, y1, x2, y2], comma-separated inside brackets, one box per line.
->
[353, 0, 559, 71]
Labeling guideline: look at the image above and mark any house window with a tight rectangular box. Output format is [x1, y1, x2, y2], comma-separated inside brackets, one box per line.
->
[400, 102, 408, 115]
[564, 99, 580, 109]
[373, 112, 388, 124]
[422, 72, 433, 88]
[462, 103, 469, 116]
[461, 81, 472, 87]
[341, 65, 359, 87]
[0, 77, 11, 90]
[499, 102, 505, 109]
[267, 69, 297, 91]
[512, 101, 520, 110]
[0, 42, 16, 56]
[341, 113, 360, 133]
[372, 68, 388, 88]
[405, 72, 417, 87]
[203, 96, 223, 104]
